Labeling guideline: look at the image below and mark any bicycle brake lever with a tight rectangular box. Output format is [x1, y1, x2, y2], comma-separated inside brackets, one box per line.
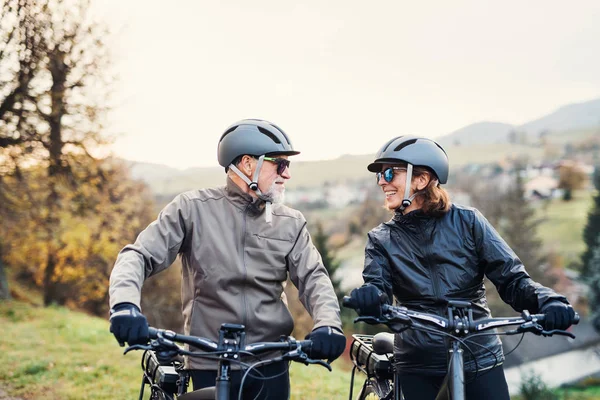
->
[313, 360, 332, 371]
[517, 321, 544, 335]
[354, 316, 385, 324]
[123, 344, 152, 354]
[540, 329, 576, 339]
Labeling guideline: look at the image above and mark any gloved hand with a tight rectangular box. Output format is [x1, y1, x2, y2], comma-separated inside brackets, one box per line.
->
[305, 326, 346, 363]
[109, 302, 149, 346]
[349, 285, 388, 317]
[540, 300, 576, 331]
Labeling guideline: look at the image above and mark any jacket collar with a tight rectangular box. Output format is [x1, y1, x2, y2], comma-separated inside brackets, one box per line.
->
[392, 208, 428, 224]
[225, 177, 265, 214]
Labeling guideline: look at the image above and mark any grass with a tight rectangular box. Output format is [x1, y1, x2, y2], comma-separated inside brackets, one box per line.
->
[534, 190, 595, 267]
[0, 300, 364, 400]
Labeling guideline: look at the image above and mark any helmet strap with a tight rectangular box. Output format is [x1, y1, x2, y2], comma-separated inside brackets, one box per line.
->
[398, 163, 414, 213]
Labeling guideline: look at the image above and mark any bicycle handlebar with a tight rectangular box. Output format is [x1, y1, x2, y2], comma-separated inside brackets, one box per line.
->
[342, 295, 580, 338]
[125, 326, 330, 371]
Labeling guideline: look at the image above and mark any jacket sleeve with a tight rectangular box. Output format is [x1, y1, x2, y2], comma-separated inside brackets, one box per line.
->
[362, 230, 393, 304]
[473, 208, 568, 313]
[287, 222, 342, 331]
[109, 194, 190, 309]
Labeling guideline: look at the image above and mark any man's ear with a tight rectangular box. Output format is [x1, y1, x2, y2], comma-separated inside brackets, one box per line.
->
[241, 155, 254, 175]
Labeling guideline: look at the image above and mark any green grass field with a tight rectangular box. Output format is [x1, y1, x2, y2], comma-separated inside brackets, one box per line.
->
[534, 190, 596, 268]
[0, 300, 363, 400]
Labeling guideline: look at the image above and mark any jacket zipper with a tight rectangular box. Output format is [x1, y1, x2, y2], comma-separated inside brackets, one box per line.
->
[241, 204, 250, 328]
[424, 226, 442, 303]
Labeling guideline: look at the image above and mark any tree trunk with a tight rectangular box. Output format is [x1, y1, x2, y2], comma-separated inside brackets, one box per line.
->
[42, 48, 67, 307]
[0, 242, 10, 300]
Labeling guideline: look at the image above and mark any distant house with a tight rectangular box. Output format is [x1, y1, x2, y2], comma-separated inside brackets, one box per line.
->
[523, 175, 559, 199]
[502, 318, 600, 396]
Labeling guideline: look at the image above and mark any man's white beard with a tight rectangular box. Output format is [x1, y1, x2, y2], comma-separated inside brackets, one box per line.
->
[264, 180, 285, 204]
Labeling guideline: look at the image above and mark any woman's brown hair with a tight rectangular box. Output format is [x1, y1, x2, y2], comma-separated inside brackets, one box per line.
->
[412, 165, 452, 216]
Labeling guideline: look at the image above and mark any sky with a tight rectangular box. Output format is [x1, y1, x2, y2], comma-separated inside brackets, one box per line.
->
[93, 0, 600, 170]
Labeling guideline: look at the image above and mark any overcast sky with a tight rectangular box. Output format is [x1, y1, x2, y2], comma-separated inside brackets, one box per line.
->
[94, 1, 600, 169]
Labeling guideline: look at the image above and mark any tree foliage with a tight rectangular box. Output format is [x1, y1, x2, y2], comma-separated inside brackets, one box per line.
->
[581, 168, 600, 279]
[557, 162, 588, 201]
[0, 0, 116, 306]
[587, 234, 600, 332]
[463, 172, 554, 316]
[1, 159, 155, 313]
[312, 221, 343, 300]
[0, 0, 159, 316]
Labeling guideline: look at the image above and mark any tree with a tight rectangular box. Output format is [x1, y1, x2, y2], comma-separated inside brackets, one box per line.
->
[0, 158, 156, 313]
[313, 221, 343, 300]
[587, 234, 600, 331]
[0, 0, 113, 305]
[557, 162, 588, 201]
[500, 174, 547, 283]
[464, 172, 554, 316]
[581, 167, 600, 279]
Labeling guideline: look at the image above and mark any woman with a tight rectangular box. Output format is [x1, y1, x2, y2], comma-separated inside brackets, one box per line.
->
[348, 135, 576, 400]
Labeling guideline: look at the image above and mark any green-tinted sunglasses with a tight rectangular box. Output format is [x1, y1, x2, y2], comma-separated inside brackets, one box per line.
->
[263, 156, 291, 175]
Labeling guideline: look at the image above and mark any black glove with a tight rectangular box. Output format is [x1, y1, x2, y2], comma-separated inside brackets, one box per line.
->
[305, 326, 346, 363]
[540, 300, 576, 331]
[349, 285, 387, 317]
[109, 302, 149, 346]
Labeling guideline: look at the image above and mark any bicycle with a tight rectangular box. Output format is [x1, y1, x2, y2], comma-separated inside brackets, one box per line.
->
[342, 296, 580, 400]
[123, 322, 331, 400]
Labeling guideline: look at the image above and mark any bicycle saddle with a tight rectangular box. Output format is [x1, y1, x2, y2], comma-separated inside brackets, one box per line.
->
[372, 332, 394, 354]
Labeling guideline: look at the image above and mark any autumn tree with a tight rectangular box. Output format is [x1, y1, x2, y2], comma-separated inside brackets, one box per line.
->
[558, 162, 588, 201]
[0, 0, 115, 305]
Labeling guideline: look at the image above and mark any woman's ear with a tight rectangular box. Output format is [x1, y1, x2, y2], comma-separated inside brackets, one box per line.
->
[415, 173, 431, 191]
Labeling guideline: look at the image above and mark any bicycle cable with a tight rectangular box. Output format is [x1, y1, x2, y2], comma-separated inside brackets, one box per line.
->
[238, 358, 282, 400]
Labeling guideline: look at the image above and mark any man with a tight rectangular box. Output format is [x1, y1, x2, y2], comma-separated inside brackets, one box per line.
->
[108, 119, 345, 399]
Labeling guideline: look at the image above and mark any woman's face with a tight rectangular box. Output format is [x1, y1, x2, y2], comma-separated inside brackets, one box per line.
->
[377, 163, 409, 210]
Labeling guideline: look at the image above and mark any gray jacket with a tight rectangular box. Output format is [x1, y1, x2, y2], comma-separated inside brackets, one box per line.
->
[109, 178, 342, 369]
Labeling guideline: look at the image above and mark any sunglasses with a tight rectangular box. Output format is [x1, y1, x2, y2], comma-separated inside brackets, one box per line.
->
[376, 167, 407, 183]
[263, 156, 291, 175]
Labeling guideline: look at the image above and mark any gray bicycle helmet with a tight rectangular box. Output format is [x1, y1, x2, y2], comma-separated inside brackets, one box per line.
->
[217, 119, 300, 168]
[367, 135, 449, 184]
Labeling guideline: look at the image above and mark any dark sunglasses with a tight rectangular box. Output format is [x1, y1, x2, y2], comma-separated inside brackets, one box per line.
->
[376, 167, 406, 183]
[263, 156, 291, 175]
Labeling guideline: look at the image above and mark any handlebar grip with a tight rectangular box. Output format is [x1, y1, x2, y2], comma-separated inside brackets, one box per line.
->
[148, 327, 159, 339]
[533, 311, 580, 325]
[298, 340, 312, 351]
[342, 296, 357, 309]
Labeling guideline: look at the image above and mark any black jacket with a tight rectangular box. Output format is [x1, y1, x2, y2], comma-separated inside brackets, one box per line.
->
[363, 204, 568, 376]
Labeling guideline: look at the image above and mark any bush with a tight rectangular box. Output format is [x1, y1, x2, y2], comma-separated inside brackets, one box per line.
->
[519, 370, 559, 400]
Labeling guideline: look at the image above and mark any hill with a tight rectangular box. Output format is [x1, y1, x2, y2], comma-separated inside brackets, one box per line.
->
[124, 97, 600, 197]
[520, 98, 600, 135]
[437, 97, 600, 146]
[437, 121, 515, 146]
